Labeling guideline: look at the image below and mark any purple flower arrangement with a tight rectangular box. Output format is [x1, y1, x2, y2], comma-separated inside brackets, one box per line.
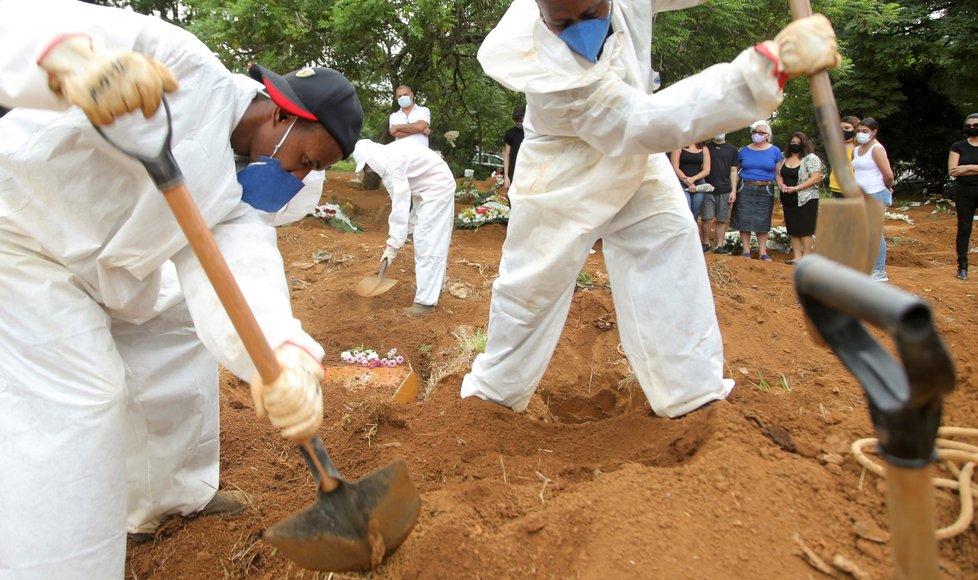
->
[340, 346, 405, 368]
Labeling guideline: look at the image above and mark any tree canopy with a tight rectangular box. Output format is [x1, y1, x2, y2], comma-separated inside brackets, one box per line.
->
[87, 0, 977, 180]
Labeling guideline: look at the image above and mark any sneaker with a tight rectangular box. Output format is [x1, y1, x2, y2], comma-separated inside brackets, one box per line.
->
[403, 303, 436, 317]
[871, 270, 889, 282]
[127, 490, 251, 544]
[702, 243, 711, 253]
[713, 246, 730, 255]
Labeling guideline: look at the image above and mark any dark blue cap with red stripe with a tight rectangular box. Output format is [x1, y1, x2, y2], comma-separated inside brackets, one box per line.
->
[248, 64, 363, 158]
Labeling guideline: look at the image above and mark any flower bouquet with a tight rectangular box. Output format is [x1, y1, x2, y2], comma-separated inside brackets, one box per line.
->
[340, 346, 405, 368]
[311, 203, 362, 234]
[723, 226, 792, 254]
[455, 195, 511, 230]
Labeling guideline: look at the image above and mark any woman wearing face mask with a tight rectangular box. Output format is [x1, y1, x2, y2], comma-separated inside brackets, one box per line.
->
[775, 131, 823, 264]
[852, 117, 894, 282]
[730, 120, 782, 261]
[828, 115, 860, 199]
[949, 113, 978, 281]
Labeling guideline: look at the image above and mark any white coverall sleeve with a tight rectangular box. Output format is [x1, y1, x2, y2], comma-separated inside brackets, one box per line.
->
[383, 156, 414, 249]
[172, 213, 324, 382]
[559, 48, 783, 158]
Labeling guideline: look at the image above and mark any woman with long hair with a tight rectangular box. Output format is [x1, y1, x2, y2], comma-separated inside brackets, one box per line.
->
[775, 131, 823, 263]
[852, 117, 894, 282]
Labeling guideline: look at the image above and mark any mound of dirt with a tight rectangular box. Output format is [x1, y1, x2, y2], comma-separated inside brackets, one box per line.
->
[125, 175, 978, 579]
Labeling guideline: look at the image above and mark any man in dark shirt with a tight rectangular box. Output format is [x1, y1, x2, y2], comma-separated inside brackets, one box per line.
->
[503, 105, 525, 189]
[703, 133, 740, 253]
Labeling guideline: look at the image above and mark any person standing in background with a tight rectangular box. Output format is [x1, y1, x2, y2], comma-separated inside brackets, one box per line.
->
[775, 131, 823, 264]
[949, 112, 978, 281]
[389, 84, 431, 147]
[503, 105, 525, 190]
[730, 121, 782, 261]
[852, 117, 894, 282]
[670, 141, 713, 238]
[703, 133, 740, 254]
[828, 115, 860, 198]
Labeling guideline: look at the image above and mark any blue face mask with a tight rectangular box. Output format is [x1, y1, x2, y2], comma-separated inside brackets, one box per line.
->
[557, 9, 612, 63]
[238, 119, 305, 212]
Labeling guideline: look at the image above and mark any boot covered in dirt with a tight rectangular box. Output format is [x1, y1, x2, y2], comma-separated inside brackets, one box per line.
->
[128, 489, 252, 544]
[403, 303, 436, 317]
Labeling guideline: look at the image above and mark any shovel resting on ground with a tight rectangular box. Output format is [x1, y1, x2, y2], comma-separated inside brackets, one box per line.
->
[789, 0, 884, 274]
[354, 258, 398, 297]
[796, 255, 955, 579]
[95, 99, 421, 571]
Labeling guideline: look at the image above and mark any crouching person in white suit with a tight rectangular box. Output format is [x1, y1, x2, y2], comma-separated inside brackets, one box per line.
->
[0, 0, 363, 576]
[353, 139, 456, 317]
[460, 0, 842, 417]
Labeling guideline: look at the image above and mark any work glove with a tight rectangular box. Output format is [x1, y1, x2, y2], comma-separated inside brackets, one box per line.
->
[250, 343, 324, 442]
[38, 34, 179, 126]
[381, 245, 399, 266]
[766, 14, 842, 79]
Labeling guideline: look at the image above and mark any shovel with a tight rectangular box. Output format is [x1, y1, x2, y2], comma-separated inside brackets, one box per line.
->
[789, 0, 885, 274]
[354, 258, 398, 297]
[95, 99, 421, 571]
[795, 254, 955, 579]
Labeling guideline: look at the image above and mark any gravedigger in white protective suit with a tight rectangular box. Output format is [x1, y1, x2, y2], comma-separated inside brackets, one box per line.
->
[460, 0, 842, 416]
[352, 139, 456, 317]
[0, 0, 362, 576]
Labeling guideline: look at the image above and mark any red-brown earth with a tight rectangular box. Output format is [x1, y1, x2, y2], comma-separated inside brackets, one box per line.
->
[125, 173, 978, 579]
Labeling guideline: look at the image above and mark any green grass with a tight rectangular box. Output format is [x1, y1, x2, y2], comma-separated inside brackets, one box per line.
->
[329, 159, 357, 173]
[576, 271, 593, 288]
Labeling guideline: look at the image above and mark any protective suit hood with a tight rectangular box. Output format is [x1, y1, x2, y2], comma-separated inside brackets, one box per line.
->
[353, 139, 388, 177]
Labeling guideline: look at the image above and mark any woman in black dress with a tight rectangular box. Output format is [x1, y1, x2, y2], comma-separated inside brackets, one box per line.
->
[775, 132, 823, 264]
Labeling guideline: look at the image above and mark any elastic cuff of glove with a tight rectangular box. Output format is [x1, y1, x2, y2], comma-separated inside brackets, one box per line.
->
[753, 42, 789, 89]
[281, 341, 326, 374]
[37, 33, 92, 66]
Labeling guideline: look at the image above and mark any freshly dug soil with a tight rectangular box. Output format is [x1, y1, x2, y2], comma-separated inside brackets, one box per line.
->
[126, 173, 978, 579]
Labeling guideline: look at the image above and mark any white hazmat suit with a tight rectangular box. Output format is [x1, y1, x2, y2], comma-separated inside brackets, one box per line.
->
[461, 0, 787, 416]
[353, 139, 456, 307]
[0, 0, 324, 577]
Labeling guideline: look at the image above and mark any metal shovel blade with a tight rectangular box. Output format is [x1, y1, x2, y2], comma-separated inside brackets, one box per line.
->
[814, 196, 885, 274]
[354, 259, 398, 297]
[266, 438, 422, 571]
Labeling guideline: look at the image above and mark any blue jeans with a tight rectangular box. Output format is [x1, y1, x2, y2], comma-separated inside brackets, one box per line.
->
[685, 180, 707, 219]
[867, 189, 892, 272]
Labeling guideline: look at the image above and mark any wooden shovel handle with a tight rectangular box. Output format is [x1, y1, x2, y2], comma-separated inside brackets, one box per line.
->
[162, 182, 340, 493]
[788, 0, 862, 200]
[161, 182, 282, 385]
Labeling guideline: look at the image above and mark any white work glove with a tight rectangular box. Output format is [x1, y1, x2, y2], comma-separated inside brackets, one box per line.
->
[767, 14, 842, 79]
[250, 343, 325, 442]
[381, 245, 399, 266]
[38, 34, 179, 126]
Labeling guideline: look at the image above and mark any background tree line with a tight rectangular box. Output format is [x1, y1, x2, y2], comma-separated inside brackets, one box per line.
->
[82, 0, 976, 183]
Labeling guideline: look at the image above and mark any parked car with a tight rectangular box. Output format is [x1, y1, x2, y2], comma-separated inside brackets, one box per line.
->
[471, 151, 504, 177]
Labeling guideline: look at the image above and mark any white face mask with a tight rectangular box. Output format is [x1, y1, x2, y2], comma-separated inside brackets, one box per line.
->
[397, 95, 413, 108]
[713, 134, 725, 142]
[855, 132, 872, 145]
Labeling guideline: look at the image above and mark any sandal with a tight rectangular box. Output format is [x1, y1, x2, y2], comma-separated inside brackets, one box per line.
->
[759, 254, 773, 262]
